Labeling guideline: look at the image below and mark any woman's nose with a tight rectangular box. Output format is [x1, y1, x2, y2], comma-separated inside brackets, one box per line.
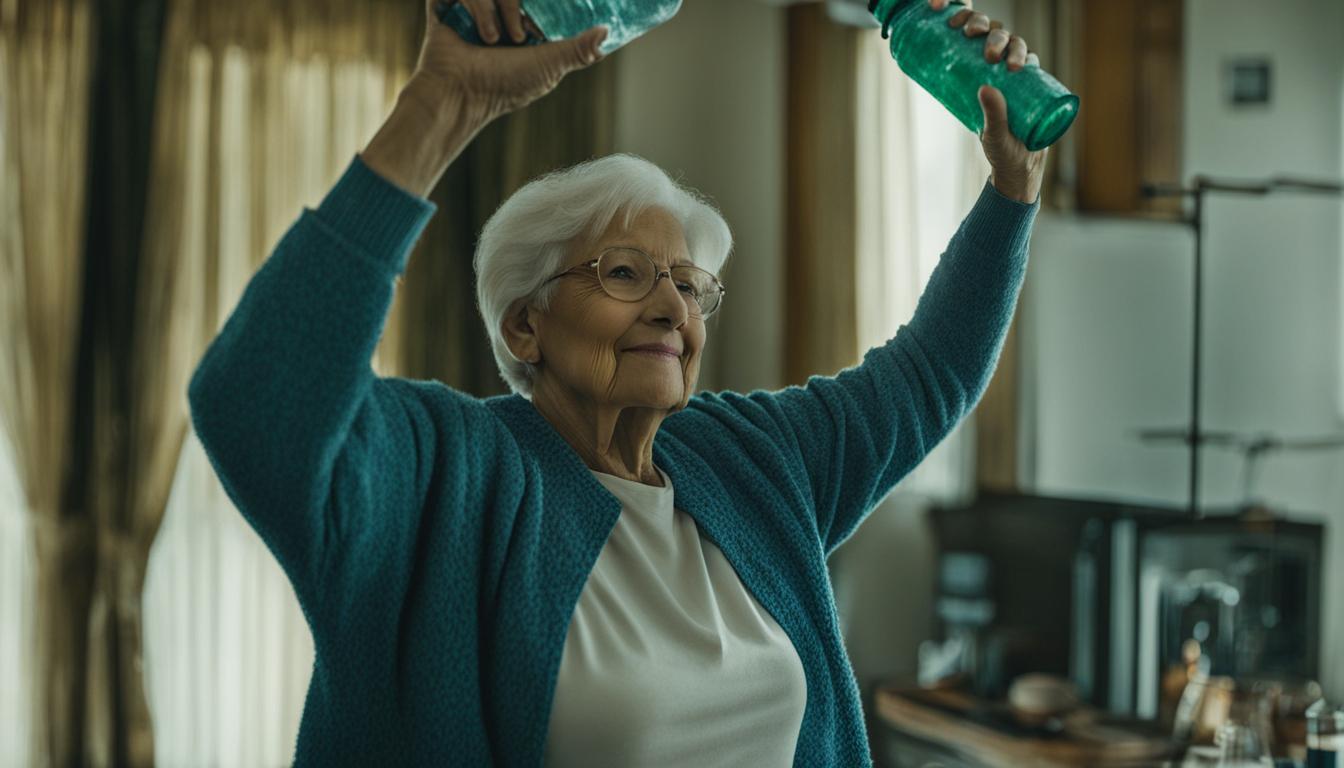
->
[647, 273, 689, 326]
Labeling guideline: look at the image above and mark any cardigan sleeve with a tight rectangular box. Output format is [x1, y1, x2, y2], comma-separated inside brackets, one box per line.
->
[726, 180, 1038, 555]
[187, 156, 466, 622]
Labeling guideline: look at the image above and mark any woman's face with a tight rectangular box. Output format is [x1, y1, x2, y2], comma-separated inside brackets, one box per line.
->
[524, 206, 705, 412]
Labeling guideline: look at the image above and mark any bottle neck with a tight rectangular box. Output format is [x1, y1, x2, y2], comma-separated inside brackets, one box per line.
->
[868, 0, 919, 40]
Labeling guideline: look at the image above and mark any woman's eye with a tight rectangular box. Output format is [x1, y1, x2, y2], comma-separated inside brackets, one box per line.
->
[675, 281, 697, 295]
[607, 266, 638, 280]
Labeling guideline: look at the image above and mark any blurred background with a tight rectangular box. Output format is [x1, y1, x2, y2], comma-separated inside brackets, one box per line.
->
[1, 0, 1341, 765]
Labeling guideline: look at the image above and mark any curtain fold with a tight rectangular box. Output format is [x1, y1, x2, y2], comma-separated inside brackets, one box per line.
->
[0, 1, 96, 765]
[76, 0, 171, 762]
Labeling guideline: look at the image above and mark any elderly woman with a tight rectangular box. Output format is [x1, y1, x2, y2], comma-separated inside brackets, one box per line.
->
[188, 0, 1045, 764]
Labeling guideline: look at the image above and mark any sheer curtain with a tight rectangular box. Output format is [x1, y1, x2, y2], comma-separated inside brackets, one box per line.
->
[138, 3, 416, 764]
[854, 26, 992, 505]
[144, 431, 315, 767]
[0, 1, 94, 764]
[0, 427, 35, 764]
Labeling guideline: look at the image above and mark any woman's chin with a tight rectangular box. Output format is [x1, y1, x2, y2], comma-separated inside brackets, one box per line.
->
[622, 381, 684, 411]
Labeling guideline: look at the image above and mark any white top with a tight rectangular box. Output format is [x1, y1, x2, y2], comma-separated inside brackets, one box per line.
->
[543, 466, 808, 767]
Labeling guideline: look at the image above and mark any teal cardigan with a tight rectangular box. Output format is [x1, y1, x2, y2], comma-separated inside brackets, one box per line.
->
[187, 157, 1038, 766]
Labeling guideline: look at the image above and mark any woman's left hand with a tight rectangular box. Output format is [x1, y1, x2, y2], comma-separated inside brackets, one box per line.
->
[930, 0, 1047, 205]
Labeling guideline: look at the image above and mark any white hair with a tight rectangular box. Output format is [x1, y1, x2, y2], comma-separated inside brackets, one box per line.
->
[474, 153, 733, 398]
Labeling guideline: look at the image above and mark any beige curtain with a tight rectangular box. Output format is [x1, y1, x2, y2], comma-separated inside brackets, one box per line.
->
[0, 428, 33, 763]
[137, 1, 418, 764]
[0, 1, 95, 766]
[138, 2, 615, 765]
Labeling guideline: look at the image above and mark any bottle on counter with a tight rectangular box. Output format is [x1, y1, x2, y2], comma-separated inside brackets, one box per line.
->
[868, 0, 1079, 151]
[1307, 699, 1343, 768]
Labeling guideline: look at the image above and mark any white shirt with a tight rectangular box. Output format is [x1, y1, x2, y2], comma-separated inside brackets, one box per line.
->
[543, 466, 808, 767]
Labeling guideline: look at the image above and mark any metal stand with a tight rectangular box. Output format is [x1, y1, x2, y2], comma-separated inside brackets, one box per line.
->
[1139, 176, 1344, 519]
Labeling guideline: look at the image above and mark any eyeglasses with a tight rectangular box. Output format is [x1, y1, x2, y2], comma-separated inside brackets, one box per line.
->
[543, 247, 726, 318]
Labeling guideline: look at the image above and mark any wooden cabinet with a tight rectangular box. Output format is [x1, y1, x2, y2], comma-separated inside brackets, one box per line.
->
[1076, 0, 1185, 216]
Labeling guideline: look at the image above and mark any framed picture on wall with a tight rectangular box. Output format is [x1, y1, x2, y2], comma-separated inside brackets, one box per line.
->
[1224, 57, 1272, 107]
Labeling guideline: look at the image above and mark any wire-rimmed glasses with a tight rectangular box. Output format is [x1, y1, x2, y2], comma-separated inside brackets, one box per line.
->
[543, 247, 726, 318]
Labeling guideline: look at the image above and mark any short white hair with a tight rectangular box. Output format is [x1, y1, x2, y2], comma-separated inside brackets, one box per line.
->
[474, 153, 733, 398]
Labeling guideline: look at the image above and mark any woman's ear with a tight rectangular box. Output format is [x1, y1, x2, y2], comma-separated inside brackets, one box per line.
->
[501, 298, 542, 365]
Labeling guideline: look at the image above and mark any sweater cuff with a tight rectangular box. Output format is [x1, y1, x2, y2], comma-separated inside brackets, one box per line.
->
[958, 177, 1040, 256]
[313, 155, 438, 275]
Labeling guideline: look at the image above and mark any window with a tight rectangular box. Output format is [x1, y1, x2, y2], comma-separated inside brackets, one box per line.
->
[854, 29, 993, 503]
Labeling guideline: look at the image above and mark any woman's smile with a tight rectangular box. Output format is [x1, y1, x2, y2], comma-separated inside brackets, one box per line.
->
[625, 343, 681, 360]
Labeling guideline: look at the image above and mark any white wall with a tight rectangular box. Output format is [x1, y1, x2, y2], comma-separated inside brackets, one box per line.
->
[1026, 0, 1344, 697]
[610, 0, 787, 394]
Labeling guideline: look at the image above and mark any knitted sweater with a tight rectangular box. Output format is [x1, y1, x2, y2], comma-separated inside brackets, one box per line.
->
[187, 156, 1038, 766]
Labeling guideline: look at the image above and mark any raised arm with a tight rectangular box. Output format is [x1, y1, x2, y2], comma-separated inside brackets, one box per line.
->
[681, 179, 1038, 557]
[767, 180, 1038, 554]
[680, 68, 1050, 555]
[187, 0, 611, 619]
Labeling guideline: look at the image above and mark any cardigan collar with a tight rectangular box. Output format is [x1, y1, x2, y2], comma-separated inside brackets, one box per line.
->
[482, 393, 731, 531]
[481, 393, 787, 591]
[480, 393, 804, 764]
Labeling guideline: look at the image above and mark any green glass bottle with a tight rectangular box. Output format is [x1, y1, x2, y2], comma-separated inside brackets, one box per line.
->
[869, 0, 1078, 151]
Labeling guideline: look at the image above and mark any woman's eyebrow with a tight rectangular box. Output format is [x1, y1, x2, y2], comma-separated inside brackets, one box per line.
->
[606, 243, 690, 267]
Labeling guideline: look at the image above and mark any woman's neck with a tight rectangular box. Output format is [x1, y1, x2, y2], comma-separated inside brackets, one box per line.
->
[529, 377, 667, 487]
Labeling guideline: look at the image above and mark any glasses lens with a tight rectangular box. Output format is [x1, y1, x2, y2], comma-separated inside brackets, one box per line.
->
[596, 248, 723, 316]
[670, 266, 722, 316]
[596, 248, 654, 301]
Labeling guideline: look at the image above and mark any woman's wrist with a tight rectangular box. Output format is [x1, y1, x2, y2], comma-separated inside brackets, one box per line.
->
[359, 72, 495, 198]
[989, 172, 1042, 205]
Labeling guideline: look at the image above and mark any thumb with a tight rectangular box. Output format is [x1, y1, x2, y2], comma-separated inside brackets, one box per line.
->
[544, 24, 609, 71]
[978, 84, 1009, 139]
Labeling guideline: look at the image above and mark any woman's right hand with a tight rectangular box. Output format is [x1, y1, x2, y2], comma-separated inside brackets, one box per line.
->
[413, 0, 610, 123]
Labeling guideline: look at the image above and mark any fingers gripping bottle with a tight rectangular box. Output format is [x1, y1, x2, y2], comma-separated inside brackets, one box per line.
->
[869, 0, 1079, 151]
[435, 0, 683, 56]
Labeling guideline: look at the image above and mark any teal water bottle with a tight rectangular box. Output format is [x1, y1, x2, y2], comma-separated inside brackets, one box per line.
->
[869, 0, 1078, 151]
[435, 0, 682, 56]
